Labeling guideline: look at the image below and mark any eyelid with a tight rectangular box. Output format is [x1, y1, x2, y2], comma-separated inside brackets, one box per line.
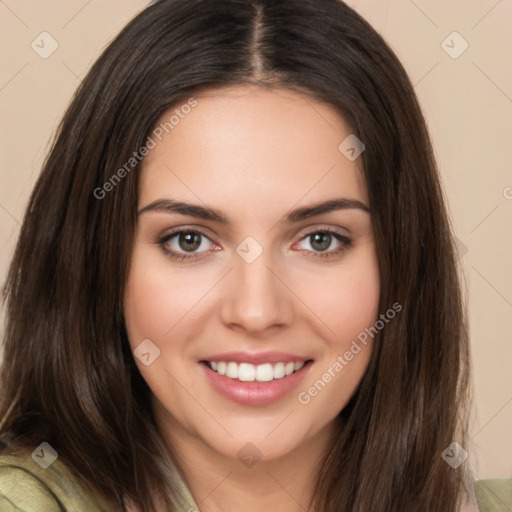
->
[159, 225, 218, 244]
[296, 223, 350, 239]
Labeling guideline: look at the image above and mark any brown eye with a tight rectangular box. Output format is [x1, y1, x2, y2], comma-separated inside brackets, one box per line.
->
[158, 229, 216, 261]
[296, 229, 352, 260]
[177, 232, 202, 252]
[309, 232, 332, 252]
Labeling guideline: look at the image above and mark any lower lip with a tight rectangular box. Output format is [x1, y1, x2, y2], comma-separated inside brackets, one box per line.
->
[200, 361, 313, 406]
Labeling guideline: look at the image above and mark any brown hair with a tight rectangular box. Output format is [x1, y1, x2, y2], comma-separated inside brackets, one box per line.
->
[0, 0, 472, 510]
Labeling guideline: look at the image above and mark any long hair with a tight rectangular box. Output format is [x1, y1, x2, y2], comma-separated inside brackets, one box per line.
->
[0, 0, 472, 510]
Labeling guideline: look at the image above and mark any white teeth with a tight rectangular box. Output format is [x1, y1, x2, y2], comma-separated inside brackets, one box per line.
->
[226, 362, 238, 378]
[238, 363, 255, 382]
[207, 360, 308, 382]
[285, 362, 295, 376]
[273, 362, 285, 379]
[256, 363, 274, 382]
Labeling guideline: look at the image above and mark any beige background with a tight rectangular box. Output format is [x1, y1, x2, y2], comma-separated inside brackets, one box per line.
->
[0, 0, 511, 481]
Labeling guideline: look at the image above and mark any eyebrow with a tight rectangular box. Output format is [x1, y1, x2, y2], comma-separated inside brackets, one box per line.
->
[138, 197, 370, 224]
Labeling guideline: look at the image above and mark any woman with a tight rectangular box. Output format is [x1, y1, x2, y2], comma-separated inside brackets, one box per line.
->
[0, 0, 504, 510]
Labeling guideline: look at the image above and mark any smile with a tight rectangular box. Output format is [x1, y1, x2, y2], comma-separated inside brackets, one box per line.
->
[205, 360, 306, 382]
[199, 358, 314, 406]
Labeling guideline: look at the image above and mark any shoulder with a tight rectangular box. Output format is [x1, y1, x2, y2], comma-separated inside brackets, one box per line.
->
[475, 478, 512, 512]
[0, 459, 61, 512]
[0, 451, 111, 512]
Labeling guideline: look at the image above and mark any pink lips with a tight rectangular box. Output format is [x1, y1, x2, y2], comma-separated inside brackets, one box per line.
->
[199, 352, 313, 406]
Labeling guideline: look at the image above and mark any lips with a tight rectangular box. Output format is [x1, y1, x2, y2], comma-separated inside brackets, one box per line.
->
[199, 351, 314, 405]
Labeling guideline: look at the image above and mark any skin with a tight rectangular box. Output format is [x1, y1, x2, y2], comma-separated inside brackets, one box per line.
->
[123, 84, 381, 512]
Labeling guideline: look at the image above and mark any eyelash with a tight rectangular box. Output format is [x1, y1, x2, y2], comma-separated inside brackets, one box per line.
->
[157, 227, 352, 262]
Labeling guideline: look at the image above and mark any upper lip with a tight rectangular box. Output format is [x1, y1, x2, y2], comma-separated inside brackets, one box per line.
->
[201, 351, 312, 365]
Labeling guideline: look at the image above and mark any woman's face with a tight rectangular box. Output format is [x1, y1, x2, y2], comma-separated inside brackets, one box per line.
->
[124, 85, 380, 464]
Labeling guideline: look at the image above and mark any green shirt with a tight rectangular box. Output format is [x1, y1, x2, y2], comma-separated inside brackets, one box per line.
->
[475, 479, 512, 512]
[0, 453, 510, 511]
[0, 453, 199, 511]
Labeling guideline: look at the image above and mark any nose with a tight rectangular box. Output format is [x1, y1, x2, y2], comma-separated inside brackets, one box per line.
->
[218, 250, 294, 335]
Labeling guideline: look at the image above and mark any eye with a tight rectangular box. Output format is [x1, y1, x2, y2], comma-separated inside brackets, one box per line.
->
[157, 227, 352, 262]
[158, 229, 217, 261]
[294, 229, 352, 259]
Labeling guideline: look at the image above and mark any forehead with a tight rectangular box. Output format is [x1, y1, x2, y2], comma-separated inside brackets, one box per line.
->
[138, 85, 368, 219]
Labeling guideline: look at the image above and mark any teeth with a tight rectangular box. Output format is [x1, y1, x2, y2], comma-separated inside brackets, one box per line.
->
[256, 363, 273, 382]
[273, 362, 285, 379]
[238, 363, 255, 382]
[285, 362, 295, 375]
[226, 362, 238, 379]
[207, 360, 306, 382]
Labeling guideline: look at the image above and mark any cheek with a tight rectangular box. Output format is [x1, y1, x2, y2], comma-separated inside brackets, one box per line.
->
[123, 247, 203, 407]
[123, 245, 210, 343]
[124, 272, 171, 343]
[296, 257, 380, 413]
[293, 245, 380, 410]
[332, 270, 380, 347]
[293, 246, 381, 350]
